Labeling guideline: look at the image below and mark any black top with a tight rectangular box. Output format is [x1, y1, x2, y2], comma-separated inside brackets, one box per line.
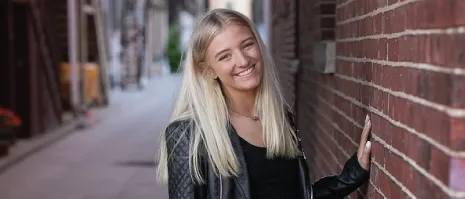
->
[238, 136, 301, 199]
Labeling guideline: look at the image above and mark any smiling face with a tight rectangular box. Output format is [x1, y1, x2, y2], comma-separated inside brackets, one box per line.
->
[203, 23, 263, 94]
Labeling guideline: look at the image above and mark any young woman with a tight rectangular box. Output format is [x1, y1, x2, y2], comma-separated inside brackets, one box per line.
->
[157, 8, 372, 199]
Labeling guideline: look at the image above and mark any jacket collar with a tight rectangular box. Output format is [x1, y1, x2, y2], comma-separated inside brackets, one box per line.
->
[227, 122, 251, 198]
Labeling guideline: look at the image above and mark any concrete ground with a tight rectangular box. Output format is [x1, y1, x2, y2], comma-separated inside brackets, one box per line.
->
[0, 74, 180, 199]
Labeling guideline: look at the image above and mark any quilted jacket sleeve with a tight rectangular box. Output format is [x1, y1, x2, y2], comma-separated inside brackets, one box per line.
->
[285, 109, 369, 199]
[311, 152, 370, 199]
[165, 121, 202, 199]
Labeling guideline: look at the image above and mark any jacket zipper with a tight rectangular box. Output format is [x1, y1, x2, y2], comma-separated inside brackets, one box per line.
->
[297, 133, 306, 160]
[309, 188, 313, 199]
[219, 177, 223, 199]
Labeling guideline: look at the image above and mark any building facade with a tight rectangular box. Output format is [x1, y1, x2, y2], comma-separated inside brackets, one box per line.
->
[0, 0, 64, 138]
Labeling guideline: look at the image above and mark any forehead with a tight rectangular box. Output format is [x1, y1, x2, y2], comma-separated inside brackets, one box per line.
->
[207, 24, 254, 53]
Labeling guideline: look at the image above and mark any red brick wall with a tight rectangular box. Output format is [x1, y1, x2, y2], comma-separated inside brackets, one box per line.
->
[270, 0, 298, 106]
[271, 0, 465, 198]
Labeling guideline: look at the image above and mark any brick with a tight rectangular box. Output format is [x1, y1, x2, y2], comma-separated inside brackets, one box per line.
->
[408, 1, 437, 29]
[405, 2, 417, 30]
[403, 68, 420, 96]
[450, 118, 465, 151]
[423, 0, 456, 29]
[385, 10, 397, 34]
[454, 0, 465, 25]
[378, 39, 388, 60]
[398, 36, 410, 62]
[430, 146, 451, 186]
[320, 30, 334, 40]
[373, 13, 383, 35]
[429, 34, 450, 66]
[450, 35, 465, 69]
[388, 0, 398, 6]
[321, 17, 336, 29]
[320, 2, 336, 14]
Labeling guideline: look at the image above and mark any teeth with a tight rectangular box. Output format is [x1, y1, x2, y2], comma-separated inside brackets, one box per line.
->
[237, 66, 254, 76]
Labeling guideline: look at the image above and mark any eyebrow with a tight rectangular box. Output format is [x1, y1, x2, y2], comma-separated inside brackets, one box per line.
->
[214, 49, 229, 59]
[241, 36, 255, 44]
[214, 36, 255, 59]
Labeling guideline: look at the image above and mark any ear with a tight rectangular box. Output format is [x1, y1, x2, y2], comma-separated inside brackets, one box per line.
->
[200, 62, 218, 79]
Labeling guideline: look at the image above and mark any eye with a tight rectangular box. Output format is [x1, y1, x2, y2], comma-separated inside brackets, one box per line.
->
[219, 54, 231, 61]
[243, 42, 255, 50]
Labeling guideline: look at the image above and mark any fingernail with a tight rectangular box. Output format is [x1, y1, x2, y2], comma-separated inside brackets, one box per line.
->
[365, 141, 372, 149]
[365, 115, 369, 124]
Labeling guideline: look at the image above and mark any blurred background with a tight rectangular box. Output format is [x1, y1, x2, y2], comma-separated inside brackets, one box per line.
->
[0, 0, 465, 198]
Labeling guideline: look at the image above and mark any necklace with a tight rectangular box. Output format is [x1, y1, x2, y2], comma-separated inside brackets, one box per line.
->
[231, 110, 260, 121]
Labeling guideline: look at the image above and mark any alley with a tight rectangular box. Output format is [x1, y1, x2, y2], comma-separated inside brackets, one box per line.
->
[0, 75, 179, 199]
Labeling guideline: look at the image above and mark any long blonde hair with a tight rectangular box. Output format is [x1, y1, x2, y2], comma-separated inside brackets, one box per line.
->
[157, 8, 299, 184]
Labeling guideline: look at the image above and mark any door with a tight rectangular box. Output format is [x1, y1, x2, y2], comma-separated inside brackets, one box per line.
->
[13, 3, 32, 138]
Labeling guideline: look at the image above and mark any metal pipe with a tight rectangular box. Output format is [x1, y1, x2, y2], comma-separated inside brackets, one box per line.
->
[68, 0, 79, 111]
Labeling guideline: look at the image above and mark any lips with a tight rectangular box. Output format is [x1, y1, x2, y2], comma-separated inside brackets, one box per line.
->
[235, 64, 255, 77]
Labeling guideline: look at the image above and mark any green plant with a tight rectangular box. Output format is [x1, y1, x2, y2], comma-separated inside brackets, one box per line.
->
[165, 24, 183, 73]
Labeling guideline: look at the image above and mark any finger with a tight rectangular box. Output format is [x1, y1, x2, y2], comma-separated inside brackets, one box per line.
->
[358, 115, 371, 156]
[361, 141, 372, 170]
[360, 120, 371, 156]
[362, 120, 372, 142]
[362, 115, 371, 138]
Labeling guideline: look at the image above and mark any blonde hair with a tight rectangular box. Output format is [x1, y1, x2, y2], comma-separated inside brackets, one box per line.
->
[157, 8, 299, 184]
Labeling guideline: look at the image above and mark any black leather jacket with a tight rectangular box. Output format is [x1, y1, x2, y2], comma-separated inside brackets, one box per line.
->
[165, 114, 369, 199]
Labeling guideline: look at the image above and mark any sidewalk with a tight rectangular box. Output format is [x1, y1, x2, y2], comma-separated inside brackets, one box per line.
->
[0, 75, 179, 199]
[0, 113, 78, 173]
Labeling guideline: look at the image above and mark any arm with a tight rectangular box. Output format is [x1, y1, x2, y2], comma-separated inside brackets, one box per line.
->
[165, 121, 205, 199]
[286, 110, 372, 199]
[312, 153, 369, 199]
[312, 115, 372, 199]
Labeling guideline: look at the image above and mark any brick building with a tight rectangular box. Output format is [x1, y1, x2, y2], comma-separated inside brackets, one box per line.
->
[269, 0, 465, 198]
[0, 0, 64, 138]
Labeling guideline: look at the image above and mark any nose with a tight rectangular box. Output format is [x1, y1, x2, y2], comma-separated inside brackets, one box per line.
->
[234, 50, 249, 67]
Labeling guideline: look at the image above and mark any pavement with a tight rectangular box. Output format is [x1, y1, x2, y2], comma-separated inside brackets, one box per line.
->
[0, 74, 180, 199]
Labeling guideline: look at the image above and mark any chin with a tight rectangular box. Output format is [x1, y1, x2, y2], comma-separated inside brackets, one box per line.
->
[235, 78, 261, 91]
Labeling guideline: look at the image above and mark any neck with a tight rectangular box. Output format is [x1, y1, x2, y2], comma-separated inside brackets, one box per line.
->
[226, 89, 257, 116]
